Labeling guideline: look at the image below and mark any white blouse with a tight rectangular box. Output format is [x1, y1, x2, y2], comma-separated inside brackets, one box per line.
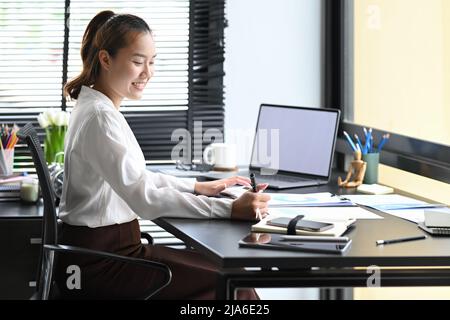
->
[59, 86, 232, 228]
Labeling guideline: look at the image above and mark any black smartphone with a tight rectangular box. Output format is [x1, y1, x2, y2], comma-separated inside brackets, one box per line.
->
[267, 217, 334, 232]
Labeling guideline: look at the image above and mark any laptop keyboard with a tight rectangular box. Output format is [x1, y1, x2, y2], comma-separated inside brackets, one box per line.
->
[253, 174, 309, 183]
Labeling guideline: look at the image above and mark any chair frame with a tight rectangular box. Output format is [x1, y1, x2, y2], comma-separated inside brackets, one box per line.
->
[17, 123, 171, 300]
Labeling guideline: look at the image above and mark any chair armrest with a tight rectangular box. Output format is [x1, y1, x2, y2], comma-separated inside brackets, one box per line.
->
[44, 244, 171, 299]
[140, 232, 154, 245]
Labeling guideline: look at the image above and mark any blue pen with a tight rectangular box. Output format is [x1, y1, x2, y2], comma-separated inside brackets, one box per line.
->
[364, 128, 373, 154]
[377, 134, 390, 152]
[343, 131, 357, 151]
[354, 134, 363, 152]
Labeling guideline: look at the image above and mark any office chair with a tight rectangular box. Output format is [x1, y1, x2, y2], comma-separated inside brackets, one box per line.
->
[17, 123, 172, 300]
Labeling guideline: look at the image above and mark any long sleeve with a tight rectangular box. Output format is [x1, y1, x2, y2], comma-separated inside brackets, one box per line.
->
[80, 109, 232, 221]
[145, 170, 196, 193]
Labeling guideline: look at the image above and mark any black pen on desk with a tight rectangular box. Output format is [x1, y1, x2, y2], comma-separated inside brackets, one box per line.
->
[376, 235, 426, 246]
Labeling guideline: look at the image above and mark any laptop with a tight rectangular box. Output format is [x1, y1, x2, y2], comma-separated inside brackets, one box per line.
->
[203, 104, 340, 189]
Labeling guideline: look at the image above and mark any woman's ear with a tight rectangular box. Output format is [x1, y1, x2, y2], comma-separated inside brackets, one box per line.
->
[98, 50, 112, 71]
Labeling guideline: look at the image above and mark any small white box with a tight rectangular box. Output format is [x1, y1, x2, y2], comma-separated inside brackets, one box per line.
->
[356, 184, 394, 195]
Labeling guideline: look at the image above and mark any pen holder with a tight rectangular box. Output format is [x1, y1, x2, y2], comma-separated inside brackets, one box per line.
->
[0, 148, 14, 177]
[362, 152, 379, 185]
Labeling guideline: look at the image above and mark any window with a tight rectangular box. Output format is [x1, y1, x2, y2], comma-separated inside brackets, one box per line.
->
[325, 0, 450, 204]
[0, 0, 225, 168]
[351, 0, 450, 146]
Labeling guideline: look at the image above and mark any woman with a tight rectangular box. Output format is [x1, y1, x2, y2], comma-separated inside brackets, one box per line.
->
[56, 10, 270, 299]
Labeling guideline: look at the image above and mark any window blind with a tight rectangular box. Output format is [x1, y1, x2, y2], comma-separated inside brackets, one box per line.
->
[0, 0, 226, 170]
[188, 0, 226, 162]
[0, 0, 65, 172]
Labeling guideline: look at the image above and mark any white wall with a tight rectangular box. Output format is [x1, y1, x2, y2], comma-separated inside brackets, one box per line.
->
[224, 0, 323, 300]
[224, 0, 323, 165]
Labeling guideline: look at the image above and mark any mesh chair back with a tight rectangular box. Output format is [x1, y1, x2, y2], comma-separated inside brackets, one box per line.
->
[17, 123, 58, 245]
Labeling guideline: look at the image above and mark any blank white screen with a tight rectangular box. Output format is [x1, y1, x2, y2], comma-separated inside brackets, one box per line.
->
[251, 106, 338, 177]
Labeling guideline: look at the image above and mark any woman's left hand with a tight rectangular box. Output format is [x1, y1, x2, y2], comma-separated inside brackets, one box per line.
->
[194, 176, 252, 197]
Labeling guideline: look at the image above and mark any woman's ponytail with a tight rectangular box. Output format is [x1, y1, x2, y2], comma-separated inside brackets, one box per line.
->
[64, 10, 115, 100]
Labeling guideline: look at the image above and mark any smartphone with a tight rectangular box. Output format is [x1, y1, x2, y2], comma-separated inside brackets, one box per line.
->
[267, 217, 334, 232]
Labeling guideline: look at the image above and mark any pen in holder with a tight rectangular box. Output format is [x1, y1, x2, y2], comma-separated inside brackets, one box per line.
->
[0, 147, 14, 177]
[1, 124, 19, 177]
[362, 152, 379, 185]
[342, 128, 388, 186]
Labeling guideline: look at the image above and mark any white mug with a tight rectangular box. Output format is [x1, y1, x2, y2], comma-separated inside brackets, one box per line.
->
[203, 143, 237, 171]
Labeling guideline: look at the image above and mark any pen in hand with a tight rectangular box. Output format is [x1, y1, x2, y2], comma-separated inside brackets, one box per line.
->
[250, 173, 257, 192]
[250, 173, 262, 220]
[376, 235, 426, 246]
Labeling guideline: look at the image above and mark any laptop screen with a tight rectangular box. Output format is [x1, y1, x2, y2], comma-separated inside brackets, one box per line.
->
[250, 105, 340, 177]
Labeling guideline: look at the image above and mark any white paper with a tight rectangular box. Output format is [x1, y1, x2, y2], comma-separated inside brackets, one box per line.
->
[220, 185, 249, 198]
[220, 190, 354, 206]
[268, 206, 383, 222]
[267, 192, 352, 207]
[344, 194, 443, 210]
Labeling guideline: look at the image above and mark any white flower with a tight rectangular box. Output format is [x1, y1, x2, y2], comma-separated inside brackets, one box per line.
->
[38, 110, 70, 128]
[37, 113, 50, 128]
[45, 109, 59, 126]
[54, 111, 66, 126]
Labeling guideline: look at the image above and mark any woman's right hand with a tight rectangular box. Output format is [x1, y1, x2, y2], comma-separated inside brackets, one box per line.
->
[231, 184, 271, 221]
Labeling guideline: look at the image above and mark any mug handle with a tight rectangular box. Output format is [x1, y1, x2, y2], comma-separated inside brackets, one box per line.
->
[203, 145, 215, 165]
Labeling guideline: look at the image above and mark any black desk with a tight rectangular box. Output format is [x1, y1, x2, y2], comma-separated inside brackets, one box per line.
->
[154, 173, 450, 299]
[0, 201, 43, 299]
[2, 170, 448, 300]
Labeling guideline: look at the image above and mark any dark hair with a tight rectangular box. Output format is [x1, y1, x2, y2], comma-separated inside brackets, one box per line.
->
[64, 10, 152, 100]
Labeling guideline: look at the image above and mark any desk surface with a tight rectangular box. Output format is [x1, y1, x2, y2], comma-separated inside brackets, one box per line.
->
[0, 200, 43, 218]
[155, 172, 450, 270]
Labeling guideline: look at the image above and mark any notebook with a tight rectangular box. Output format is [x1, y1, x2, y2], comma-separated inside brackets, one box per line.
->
[202, 104, 340, 189]
[0, 183, 21, 200]
[251, 217, 356, 237]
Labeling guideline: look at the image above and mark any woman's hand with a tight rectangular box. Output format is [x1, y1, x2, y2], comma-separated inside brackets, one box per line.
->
[194, 176, 252, 197]
[231, 184, 271, 221]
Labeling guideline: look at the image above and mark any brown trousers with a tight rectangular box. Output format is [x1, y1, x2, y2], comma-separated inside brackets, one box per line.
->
[55, 219, 258, 300]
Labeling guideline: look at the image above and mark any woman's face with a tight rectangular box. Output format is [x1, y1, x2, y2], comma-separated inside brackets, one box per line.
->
[103, 31, 156, 103]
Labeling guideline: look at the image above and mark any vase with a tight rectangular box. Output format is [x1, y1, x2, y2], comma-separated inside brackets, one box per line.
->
[44, 126, 66, 164]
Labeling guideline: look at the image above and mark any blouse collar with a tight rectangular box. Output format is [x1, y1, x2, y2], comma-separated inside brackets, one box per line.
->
[79, 85, 118, 111]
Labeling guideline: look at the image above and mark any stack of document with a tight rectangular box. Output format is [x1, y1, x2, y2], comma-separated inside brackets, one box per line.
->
[221, 188, 354, 207]
[268, 207, 382, 221]
[344, 194, 449, 224]
[267, 192, 354, 208]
